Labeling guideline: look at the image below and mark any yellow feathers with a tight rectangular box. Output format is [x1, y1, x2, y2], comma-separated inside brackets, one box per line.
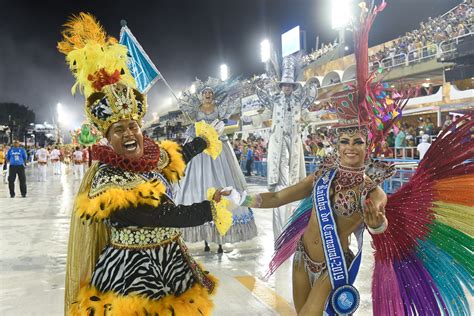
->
[66, 43, 136, 96]
[159, 140, 186, 183]
[207, 188, 233, 236]
[70, 280, 216, 315]
[432, 201, 474, 236]
[74, 180, 166, 222]
[432, 174, 474, 236]
[57, 12, 136, 97]
[195, 121, 222, 160]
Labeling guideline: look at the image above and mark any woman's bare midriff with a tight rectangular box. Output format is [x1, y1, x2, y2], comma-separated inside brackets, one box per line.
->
[302, 183, 365, 262]
[301, 206, 363, 263]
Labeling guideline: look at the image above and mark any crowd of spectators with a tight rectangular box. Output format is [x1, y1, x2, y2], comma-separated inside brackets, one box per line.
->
[303, 4, 472, 71]
[308, 101, 335, 113]
[303, 129, 333, 158]
[231, 136, 268, 177]
[378, 114, 461, 159]
[146, 113, 188, 142]
[302, 42, 338, 66]
[369, 3, 472, 68]
[397, 83, 440, 98]
[229, 128, 336, 177]
[209, 112, 461, 177]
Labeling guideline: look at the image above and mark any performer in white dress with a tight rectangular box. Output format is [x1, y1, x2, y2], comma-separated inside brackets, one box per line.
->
[176, 78, 257, 252]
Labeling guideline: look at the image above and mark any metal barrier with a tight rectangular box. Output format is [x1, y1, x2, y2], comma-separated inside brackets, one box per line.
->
[241, 156, 419, 194]
[373, 158, 419, 194]
[383, 168, 417, 194]
[369, 60, 381, 72]
[239, 156, 322, 177]
[438, 32, 473, 56]
[379, 53, 407, 69]
[394, 147, 418, 159]
[407, 45, 438, 63]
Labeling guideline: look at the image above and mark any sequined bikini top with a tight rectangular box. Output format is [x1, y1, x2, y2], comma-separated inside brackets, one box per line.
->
[314, 155, 395, 217]
[333, 165, 368, 216]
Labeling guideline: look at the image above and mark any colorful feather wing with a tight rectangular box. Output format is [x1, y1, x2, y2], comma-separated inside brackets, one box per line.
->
[264, 196, 313, 280]
[372, 113, 474, 315]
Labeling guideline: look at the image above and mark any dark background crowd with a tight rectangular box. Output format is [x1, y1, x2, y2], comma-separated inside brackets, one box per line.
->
[370, 3, 472, 66]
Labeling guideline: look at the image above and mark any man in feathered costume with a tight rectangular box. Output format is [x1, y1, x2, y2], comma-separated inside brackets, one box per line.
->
[59, 13, 235, 315]
[236, 1, 473, 315]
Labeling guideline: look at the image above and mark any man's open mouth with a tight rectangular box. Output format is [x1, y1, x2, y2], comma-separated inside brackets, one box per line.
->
[123, 140, 138, 151]
[345, 153, 358, 158]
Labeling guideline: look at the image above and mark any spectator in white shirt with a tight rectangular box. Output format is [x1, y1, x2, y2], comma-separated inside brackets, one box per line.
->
[417, 134, 431, 161]
[36, 146, 49, 182]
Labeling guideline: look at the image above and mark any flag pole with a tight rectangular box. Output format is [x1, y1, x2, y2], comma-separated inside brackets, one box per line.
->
[155, 71, 192, 125]
[120, 20, 192, 122]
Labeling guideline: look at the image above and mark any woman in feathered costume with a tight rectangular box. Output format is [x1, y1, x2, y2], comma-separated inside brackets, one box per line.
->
[60, 13, 235, 315]
[175, 78, 257, 252]
[236, 1, 473, 315]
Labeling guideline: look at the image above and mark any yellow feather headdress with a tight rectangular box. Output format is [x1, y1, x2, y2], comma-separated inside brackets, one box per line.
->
[58, 13, 146, 135]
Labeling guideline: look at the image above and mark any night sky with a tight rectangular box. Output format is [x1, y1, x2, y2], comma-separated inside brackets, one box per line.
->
[0, 0, 460, 129]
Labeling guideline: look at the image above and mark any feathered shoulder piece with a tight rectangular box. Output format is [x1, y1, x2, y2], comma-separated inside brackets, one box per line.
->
[371, 113, 474, 315]
[157, 140, 186, 183]
[74, 164, 166, 222]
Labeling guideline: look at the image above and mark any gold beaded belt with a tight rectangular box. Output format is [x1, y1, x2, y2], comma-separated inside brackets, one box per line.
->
[110, 226, 181, 249]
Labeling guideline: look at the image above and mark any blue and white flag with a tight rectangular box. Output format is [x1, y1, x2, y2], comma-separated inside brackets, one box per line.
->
[120, 25, 161, 94]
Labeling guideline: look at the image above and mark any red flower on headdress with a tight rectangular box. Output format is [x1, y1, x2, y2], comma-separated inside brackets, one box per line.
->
[88, 68, 122, 91]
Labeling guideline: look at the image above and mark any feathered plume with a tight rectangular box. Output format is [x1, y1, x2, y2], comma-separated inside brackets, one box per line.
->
[57, 12, 114, 54]
[333, 0, 405, 155]
[57, 12, 136, 97]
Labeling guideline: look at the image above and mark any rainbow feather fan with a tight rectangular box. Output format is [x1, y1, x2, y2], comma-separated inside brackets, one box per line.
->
[372, 113, 474, 315]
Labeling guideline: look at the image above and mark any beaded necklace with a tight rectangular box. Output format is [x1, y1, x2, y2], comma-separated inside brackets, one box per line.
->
[334, 164, 366, 190]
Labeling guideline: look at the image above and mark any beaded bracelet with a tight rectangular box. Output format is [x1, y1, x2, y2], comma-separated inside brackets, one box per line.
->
[367, 217, 388, 234]
[241, 193, 262, 208]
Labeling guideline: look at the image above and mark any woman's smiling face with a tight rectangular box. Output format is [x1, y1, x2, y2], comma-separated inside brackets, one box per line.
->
[337, 131, 368, 167]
